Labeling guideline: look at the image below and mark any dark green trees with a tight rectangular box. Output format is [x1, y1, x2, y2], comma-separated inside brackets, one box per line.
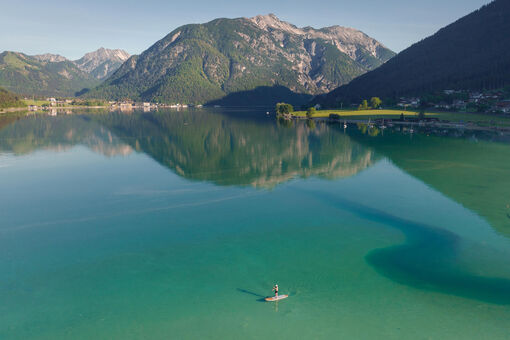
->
[306, 107, 316, 118]
[316, 0, 510, 106]
[370, 97, 382, 109]
[276, 103, 294, 115]
[0, 87, 24, 108]
[358, 100, 369, 110]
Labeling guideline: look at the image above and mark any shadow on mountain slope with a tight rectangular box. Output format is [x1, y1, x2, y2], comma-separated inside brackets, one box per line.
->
[206, 85, 313, 107]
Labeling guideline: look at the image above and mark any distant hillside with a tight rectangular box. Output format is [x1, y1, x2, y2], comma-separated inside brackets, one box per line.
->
[33, 48, 130, 80]
[315, 0, 510, 107]
[0, 87, 24, 108]
[85, 14, 394, 105]
[0, 52, 99, 97]
[0, 48, 130, 97]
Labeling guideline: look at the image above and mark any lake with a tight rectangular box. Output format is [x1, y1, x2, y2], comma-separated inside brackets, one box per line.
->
[1, 108, 510, 339]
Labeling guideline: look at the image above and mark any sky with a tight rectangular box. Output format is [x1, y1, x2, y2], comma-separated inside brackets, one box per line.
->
[1, 0, 490, 60]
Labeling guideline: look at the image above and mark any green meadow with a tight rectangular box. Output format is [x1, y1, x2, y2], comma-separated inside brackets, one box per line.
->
[291, 109, 510, 125]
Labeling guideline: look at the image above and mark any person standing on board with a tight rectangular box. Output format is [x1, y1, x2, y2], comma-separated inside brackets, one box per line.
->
[272, 284, 279, 297]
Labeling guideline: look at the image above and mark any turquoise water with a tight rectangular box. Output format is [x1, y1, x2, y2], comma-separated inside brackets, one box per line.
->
[1, 110, 510, 339]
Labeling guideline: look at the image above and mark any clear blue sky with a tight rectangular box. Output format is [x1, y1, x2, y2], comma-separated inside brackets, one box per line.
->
[1, 0, 490, 60]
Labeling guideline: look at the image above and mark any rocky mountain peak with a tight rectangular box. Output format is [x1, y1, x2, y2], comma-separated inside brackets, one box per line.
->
[74, 48, 130, 79]
[76, 48, 130, 65]
[25, 48, 130, 80]
[248, 14, 303, 35]
[32, 53, 68, 63]
[247, 14, 389, 61]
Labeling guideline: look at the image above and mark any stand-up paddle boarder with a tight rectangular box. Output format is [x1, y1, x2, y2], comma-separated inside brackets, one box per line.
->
[265, 284, 288, 301]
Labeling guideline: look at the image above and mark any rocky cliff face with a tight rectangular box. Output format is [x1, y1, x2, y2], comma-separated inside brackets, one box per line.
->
[86, 14, 394, 105]
[249, 14, 392, 70]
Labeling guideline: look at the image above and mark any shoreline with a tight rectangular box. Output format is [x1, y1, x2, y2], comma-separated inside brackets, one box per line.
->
[284, 108, 510, 131]
[2, 106, 509, 133]
[0, 106, 108, 114]
[314, 117, 510, 133]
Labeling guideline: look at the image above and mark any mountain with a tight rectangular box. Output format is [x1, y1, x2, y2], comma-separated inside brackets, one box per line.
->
[33, 54, 68, 63]
[74, 48, 130, 79]
[0, 86, 24, 108]
[315, 0, 510, 107]
[85, 14, 394, 105]
[0, 48, 130, 97]
[33, 48, 130, 80]
[0, 51, 99, 97]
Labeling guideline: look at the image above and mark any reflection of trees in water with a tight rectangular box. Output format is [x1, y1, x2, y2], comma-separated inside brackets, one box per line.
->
[357, 123, 380, 137]
[93, 111, 377, 187]
[0, 114, 21, 132]
[347, 127, 510, 236]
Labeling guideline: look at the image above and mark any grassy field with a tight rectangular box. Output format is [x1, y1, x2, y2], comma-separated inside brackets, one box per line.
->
[22, 99, 49, 106]
[292, 109, 418, 118]
[292, 109, 510, 125]
[427, 112, 510, 124]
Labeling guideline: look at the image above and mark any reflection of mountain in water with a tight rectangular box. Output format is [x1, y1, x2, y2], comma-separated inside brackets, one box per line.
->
[348, 127, 510, 236]
[2, 111, 509, 234]
[0, 111, 377, 188]
[92, 111, 377, 187]
[0, 114, 20, 131]
[0, 114, 132, 157]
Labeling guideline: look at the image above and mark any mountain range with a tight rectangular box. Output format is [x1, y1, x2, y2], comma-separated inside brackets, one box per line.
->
[0, 48, 130, 97]
[3, 1, 504, 108]
[84, 14, 394, 105]
[315, 0, 510, 107]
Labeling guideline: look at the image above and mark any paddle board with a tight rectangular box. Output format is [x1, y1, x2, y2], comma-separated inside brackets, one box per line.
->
[265, 294, 289, 302]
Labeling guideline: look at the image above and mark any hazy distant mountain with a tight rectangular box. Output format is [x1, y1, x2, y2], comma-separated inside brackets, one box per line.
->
[74, 48, 130, 79]
[34, 48, 131, 80]
[315, 0, 510, 106]
[33, 53, 68, 63]
[0, 51, 99, 97]
[85, 14, 394, 105]
[0, 48, 129, 97]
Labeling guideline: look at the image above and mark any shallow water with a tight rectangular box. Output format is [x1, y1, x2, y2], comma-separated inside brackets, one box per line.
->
[1, 109, 510, 339]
